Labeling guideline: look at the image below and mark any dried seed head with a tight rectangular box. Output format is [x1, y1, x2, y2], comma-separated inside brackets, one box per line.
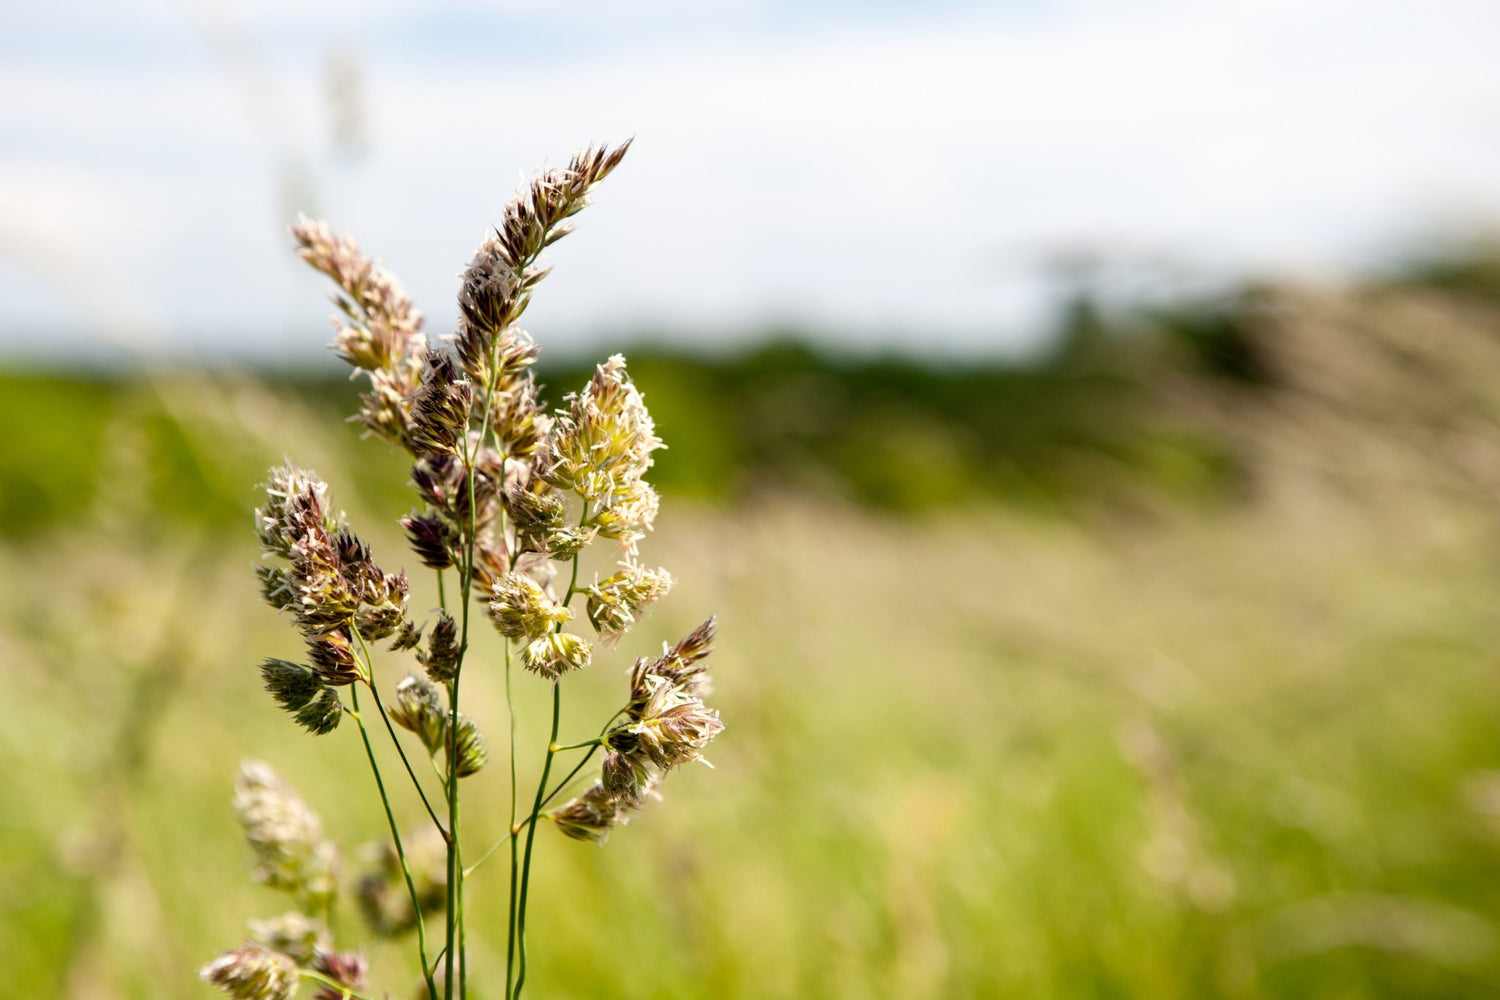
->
[307, 630, 362, 686]
[455, 142, 630, 385]
[355, 599, 406, 642]
[544, 355, 662, 503]
[310, 951, 368, 1000]
[402, 511, 457, 570]
[257, 463, 336, 561]
[409, 353, 474, 456]
[390, 674, 448, 754]
[291, 216, 429, 452]
[389, 618, 424, 652]
[551, 768, 658, 844]
[449, 713, 488, 778]
[290, 216, 424, 368]
[248, 911, 329, 965]
[411, 452, 498, 532]
[420, 611, 461, 683]
[520, 631, 592, 679]
[200, 945, 299, 1000]
[586, 563, 674, 646]
[489, 572, 571, 642]
[234, 761, 340, 904]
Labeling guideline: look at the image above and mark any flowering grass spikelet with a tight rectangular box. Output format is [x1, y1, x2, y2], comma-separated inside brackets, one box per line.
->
[521, 631, 593, 679]
[490, 571, 571, 641]
[234, 760, 339, 906]
[544, 355, 662, 503]
[419, 611, 460, 683]
[586, 563, 673, 645]
[448, 712, 488, 778]
[390, 673, 448, 754]
[200, 945, 300, 1000]
[294, 686, 344, 736]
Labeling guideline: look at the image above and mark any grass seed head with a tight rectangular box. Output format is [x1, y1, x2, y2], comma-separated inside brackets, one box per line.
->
[586, 563, 674, 646]
[294, 687, 344, 735]
[234, 760, 340, 903]
[248, 911, 329, 965]
[489, 571, 572, 642]
[419, 611, 461, 683]
[449, 712, 488, 778]
[390, 673, 448, 754]
[401, 510, 458, 570]
[307, 629, 362, 686]
[520, 631, 593, 679]
[200, 945, 300, 1000]
[310, 951, 369, 1000]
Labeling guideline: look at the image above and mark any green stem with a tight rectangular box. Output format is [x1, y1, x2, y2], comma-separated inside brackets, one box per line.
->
[298, 967, 379, 1000]
[505, 641, 520, 1000]
[551, 736, 604, 753]
[512, 680, 562, 1000]
[351, 628, 448, 839]
[447, 342, 505, 1000]
[348, 685, 438, 1000]
[539, 744, 603, 811]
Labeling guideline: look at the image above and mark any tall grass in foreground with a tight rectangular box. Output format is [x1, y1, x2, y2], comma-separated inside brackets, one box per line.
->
[200, 142, 724, 1000]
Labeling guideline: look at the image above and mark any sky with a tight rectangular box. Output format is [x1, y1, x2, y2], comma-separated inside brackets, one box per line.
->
[3, 0, 1499, 365]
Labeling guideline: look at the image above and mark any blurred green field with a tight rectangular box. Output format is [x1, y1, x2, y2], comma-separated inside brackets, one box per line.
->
[8, 259, 1500, 998]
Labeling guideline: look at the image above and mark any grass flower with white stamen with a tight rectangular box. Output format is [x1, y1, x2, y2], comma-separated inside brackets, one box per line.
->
[490, 571, 572, 641]
[520, 631, 593, 679]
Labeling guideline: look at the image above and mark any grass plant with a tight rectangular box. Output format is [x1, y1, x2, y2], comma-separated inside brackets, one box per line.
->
[199, 142, 725, 1000]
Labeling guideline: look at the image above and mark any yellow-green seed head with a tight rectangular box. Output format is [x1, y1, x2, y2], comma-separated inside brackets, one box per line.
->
[521, 631, 593, 679]
[489, 572, 571, 642]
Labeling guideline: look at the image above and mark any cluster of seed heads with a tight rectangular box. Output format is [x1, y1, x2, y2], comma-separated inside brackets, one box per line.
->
[203, 141, 724, 1000]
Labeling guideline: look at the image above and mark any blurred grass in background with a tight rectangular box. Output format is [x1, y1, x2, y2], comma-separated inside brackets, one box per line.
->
[6, 249, 1500, 997]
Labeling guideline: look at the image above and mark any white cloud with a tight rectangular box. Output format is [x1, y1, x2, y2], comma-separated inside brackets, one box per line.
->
[2, 0, 1499, 360]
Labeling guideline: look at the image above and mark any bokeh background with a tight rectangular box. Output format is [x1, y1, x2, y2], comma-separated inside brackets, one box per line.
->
[7, 1, 1500, 997]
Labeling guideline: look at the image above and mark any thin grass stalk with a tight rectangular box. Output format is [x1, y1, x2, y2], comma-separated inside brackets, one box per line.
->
[511, 680, 561, 1000]
[447, 339, 505, 1000]
[505, 641, 519, 998]
[354, 628, 449, 838]
[349, 683, 439, 1000]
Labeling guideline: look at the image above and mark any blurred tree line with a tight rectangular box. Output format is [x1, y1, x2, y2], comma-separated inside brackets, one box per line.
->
[7, 242, 1500, 539]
